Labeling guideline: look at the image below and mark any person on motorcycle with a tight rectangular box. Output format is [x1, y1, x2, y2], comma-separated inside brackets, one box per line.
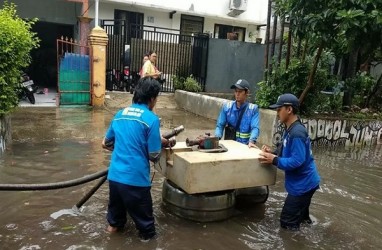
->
[215, 79, 260, 148]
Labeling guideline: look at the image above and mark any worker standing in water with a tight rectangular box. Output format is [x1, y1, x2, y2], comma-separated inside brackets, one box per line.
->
[259, 93, 320, 230]
[102, 77, 169, 242]
[215, 79, 260, 148]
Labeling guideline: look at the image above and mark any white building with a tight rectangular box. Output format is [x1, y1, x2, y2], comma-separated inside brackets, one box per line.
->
[91, 0, 268, 43]
[5, 0, 268, 43]
[3, 0, 269, 89]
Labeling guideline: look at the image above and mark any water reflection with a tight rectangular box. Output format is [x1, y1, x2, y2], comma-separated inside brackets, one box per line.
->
[0, 108, 381, 249]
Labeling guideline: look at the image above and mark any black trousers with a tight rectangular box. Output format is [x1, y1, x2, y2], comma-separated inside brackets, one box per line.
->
[280, 186, 319, 230]
[107, 180, 156, 239]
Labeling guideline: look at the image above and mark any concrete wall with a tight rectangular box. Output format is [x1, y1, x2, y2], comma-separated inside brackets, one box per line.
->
[175, 90, 382, 148]
[205, 39, 265, 93]
[105, 92, 177, 109]
[88, 90, 382, 148]
[0, 115, 11, 155]
[175, 90, 229, 121]
[174, 90, 277, 146]
[299, 119, 382, 147]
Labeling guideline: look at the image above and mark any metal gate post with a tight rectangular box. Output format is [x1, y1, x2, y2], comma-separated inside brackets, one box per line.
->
[88, 26, 108, 107]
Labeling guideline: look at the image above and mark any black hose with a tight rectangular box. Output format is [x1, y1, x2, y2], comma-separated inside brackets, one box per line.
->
[0, 125, 185, 208]
[75, 175, 107, 209]
[0, 169, 108, 191]
[162, 125, 184, 139]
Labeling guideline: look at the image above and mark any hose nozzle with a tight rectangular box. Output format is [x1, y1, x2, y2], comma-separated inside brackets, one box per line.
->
[162, 125, 184, 139]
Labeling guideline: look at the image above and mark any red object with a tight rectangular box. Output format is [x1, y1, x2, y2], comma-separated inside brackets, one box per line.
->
[124, 66, 130, 76]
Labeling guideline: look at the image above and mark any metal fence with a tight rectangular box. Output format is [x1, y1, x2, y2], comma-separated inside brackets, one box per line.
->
[56, 37, 91, 105]
[101, 20, 209, 92]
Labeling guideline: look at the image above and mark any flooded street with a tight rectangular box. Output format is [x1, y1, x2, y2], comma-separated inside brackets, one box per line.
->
[0, 107, 381, 250]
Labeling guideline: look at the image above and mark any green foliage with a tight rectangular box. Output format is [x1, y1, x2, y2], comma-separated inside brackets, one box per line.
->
[183, 75, 202, 92]
[172, 75, 186, 90]
[172, 74, 201, 92]
[256, 57, 342, 114]
[273, 0, 382, 108]
[274, 0, 382, 55]
[346, 71, 376, 107]
[346, 72, 375, 94]
[0, 2, 39, 115]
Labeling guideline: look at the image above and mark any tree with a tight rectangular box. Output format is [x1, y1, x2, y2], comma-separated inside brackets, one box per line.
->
[273, 0, 382, 105]
[0, 2, 39, 115]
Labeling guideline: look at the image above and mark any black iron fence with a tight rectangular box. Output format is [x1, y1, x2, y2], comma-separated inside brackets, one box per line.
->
[101, 20, 209, 92]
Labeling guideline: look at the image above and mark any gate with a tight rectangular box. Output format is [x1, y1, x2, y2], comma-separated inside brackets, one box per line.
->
[101, 20, 209, 92]
[57, 37, 91, 105]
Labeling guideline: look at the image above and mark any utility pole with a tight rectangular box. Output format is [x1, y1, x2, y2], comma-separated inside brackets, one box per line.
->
[264, 0, 272, 81]
[95, 0, 99, 27]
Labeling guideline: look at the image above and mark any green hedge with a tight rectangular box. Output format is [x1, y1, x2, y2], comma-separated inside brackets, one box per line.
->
[0, 2, 39, 115]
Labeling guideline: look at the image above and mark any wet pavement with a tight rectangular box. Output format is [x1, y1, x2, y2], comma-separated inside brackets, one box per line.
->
[0, 107, 381, 250]
[18, 88, 56, 107]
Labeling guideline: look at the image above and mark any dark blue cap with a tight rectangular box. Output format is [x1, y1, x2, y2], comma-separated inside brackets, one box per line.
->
[230, 79, 250, 90]
[269, 93, 300, 109]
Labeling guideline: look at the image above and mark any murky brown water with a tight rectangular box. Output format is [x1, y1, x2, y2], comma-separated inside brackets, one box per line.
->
[0, 107, 381, 250]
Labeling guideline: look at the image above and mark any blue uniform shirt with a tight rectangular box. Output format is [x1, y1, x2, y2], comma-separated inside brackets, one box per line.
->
[276, 121, 320, 196]
[105, 104, 161, 187]
[215, 101, 260, 144]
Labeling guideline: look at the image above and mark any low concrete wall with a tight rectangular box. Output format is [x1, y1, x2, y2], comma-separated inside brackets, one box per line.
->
[175, 90, 229, 121]
[174, 90, 277, 146]
[203, 92, 256, 103]
[0, 115, 11, 154]
[105, 91, 177, 109]
[107, 90, 382, 148]
[299, 118, 382, 147]
[175, 90, 382, 148]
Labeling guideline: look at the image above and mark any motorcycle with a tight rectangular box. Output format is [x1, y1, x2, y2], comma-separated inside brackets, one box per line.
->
[121, 48, 139, 94]
[19, 73, 38, 104]
[122, 66, 135, 94]
[127, 70, 140, 94]
[106, 69, 124, 92]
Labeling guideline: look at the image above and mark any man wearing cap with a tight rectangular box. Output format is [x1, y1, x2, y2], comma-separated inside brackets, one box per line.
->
[215, 79, 259, 148]
[259, 93, 320, 230]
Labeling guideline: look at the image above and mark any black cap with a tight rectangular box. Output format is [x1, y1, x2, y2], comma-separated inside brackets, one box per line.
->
[269, 93, 300, 109]
[230, 79, 250, 90]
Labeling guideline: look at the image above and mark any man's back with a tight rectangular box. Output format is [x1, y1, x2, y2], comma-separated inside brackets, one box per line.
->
[106, 104, 161, 187]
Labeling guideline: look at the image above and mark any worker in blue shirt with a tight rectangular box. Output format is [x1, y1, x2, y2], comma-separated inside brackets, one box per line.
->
[215, 79, 260, 148]
[259, 93, 320, 230]
[102, 77, 168, 242]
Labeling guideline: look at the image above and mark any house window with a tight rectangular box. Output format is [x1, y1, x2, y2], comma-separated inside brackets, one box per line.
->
[214, 24, 246, 42]
[114, 9, 144, 39]
[180, 15, 204, 43]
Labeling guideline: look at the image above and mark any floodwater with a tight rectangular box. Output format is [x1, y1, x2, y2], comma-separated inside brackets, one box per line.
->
[0, 107, 381, 250]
